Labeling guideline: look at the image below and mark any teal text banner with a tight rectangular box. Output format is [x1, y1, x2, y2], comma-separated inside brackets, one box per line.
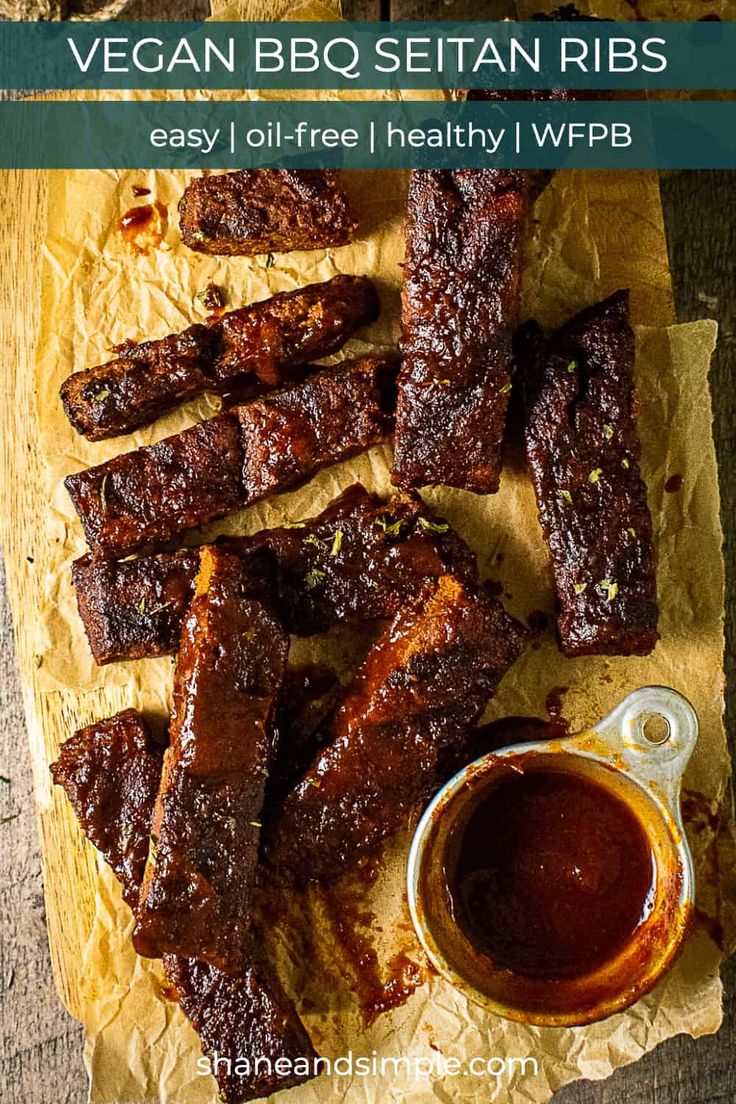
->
[0, 21, 733, 91]
[1, 100, 733, 169]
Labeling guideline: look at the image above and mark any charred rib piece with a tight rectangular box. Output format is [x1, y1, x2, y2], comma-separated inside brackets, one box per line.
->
[392, 170, 535, 493]
[164, 954, 317, 1103]
[49, 709, 163, 907]
[518, 290, 658, 656]
[266, 575, 528, 882]
[65, 356, 396, 559]
[71, 484, 475, 664]
[134, 548, 289, 973]
[60, 275, 379, 440]
[179, 169, 355, 256]
[51, 706, 317, 1102]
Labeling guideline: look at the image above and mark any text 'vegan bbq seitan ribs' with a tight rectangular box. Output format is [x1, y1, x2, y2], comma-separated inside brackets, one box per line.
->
[71, 484, 475, 664]
[266, 575, 528, 882]
[518, 289, 659, 656]
[134, 547, 289, 973]
[179, 169, 355, 256]
[64, 355, 396, 559]
[391, 170, 540, 494]
[60, 275, 378, 440]
[50, 708, 317, 1103]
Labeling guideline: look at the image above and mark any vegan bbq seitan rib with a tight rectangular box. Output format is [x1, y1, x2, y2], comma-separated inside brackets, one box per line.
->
[266, 575, 528, 882]
[60, 274, 378, 440]
[71, 483, 476, 665]
[518, 289, 659, 657]
[50, 709, 163, 908]
[50, 706, 317, 1104]
[134, 547, 289, 974]
[64, 355, 396, 559]
[179, 169, 356, 256]
[392, 169, 543, 494]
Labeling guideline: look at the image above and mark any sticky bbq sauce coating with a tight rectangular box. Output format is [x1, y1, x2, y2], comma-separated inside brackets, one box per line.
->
[265, 575, 528, 883]
[446, 766, 655, 980]
[134, 547, 289, 974]
[51, 703, 318, 1102]
[59, 275, 379, 441]
[518, 290, 659, 657]
[392, 169, 534, 494]
[70, 482, 475, 664]
[50, 709, 163, 907]
[164, 954, 317, 1103]
[179, 169, 356, 256]
[64, 354, 397, 559]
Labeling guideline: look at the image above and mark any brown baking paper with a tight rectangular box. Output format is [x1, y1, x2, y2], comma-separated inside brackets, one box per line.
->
[13, 0, 736, 1100]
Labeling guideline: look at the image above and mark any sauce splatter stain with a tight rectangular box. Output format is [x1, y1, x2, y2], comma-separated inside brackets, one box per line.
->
[119, 201, 168, 253]
[664, 473, 683, 493]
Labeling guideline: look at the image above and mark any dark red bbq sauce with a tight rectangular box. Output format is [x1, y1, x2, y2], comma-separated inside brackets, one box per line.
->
[664, 473, 684, 493]
[446, 768, 656, 980]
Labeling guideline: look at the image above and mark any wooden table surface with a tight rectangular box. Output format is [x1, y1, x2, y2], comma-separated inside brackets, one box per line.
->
[0, 1, 734, 1101]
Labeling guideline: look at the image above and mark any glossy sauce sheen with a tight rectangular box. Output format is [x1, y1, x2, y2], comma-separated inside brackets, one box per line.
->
[447, 768, 656, 979]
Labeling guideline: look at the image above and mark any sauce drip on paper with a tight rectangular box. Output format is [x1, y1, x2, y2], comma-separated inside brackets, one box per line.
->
[118, 202, 168, 253]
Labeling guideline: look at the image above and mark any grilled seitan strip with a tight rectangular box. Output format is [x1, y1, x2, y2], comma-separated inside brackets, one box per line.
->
[179, 169, 355, 256]
[392, 169, 538, 494]
[64, 355, 397, 559]
[60, 275, 379, 440]
[50, 709, 163, 907]
[265, 575, 528, 882]
[71, 484, 475, 664]
[518, 290, 659, 657]
[134, 547, 288, 973]
[50, 704, 318, 1103]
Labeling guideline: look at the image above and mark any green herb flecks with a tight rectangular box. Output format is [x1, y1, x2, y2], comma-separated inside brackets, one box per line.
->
[138, 597, 146, 615]
[627, 527, 637, 539]
[573, 582, 587, 595]
[330, 530, 343, 556]
[374, 516, 405, 539]
[498, 381, 513, 395]
[622, 458, 630, 470]
[566, 360, 576, 374]
[249, 821, 263, 829]
[603, 425, 614, 440]
[558, 489, 573, 505]
[588, 468, 603, 484]
[599, 579, 619, 602]
[93, 388, 111, 402]
[418, 517, 450, 534]
[304, 533, 328, 550]
[305, 568, 326, 590]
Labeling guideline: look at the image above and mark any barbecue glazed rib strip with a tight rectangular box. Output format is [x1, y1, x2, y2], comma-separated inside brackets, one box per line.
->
[266, 575, 528, 883]
[391, 169, 537, 494]
[71, 484, 475, 664]
[134, 548, 289, 973]
[65, 355, 397, 559]
[179, 169, 355, 256]
[164, 954, 317, 1103]
[518, 290, 659, 657]
[50, 709, 163, 907]
[60, 275, 379, 441]
[51, 707, 317, 1102]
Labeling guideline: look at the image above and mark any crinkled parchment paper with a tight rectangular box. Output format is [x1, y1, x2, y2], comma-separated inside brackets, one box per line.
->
[11, 0, 736, 1100]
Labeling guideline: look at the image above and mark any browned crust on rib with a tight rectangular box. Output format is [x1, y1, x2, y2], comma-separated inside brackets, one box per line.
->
[133, 548, 288, 973]
[60, 275, 378, 440]
[179, 169, 355, 256]
[64, 355, 396, 559]
[265, 576, 528, 882]
[392, 170, 532, 493]
[518, 290, 659, 657]
[71, 484, 475, 664]
[49, 710, 163, 907]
